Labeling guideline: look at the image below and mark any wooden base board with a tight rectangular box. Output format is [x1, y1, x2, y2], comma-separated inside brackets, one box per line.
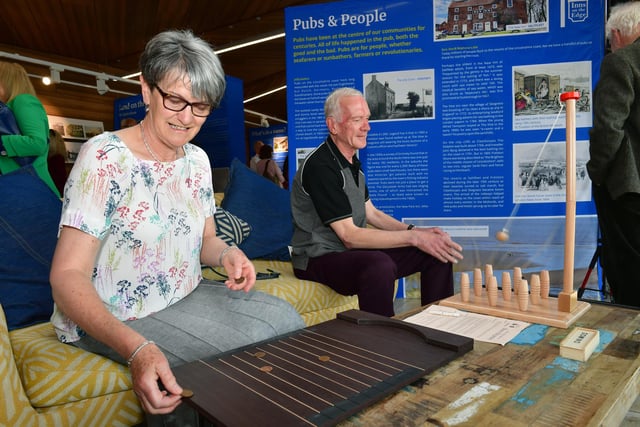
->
[174, 310, 473, 427]
[439, 293, 591, 328]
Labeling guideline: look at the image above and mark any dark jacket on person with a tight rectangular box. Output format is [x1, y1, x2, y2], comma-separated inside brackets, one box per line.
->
[588, 38, 640, 200]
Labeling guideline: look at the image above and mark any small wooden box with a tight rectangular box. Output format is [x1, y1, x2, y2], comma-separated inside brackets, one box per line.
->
[560, 327, 599, 361]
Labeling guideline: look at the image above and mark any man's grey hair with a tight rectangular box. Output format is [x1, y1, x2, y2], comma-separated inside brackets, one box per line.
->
[324, 87, 364, 122]
[606, 2, 640, 41]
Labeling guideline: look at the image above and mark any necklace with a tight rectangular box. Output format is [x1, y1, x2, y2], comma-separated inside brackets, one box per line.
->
[139, 120, 177, 162]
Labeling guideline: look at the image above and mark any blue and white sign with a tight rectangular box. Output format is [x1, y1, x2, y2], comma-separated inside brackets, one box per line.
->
[285, 0, 606, 293]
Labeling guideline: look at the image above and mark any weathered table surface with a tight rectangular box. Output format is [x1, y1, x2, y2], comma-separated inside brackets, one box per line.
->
[339, 302, 640, 427]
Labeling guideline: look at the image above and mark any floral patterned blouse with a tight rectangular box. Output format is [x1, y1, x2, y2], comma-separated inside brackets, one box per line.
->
[51, 132, 215, 343]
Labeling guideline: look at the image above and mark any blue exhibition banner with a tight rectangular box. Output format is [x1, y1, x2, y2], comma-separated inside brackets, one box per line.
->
[285, 0, 605, 292]
[193, 75, 245, 168]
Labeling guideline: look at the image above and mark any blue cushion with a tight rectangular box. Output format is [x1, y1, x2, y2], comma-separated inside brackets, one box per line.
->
[0, 166, 60, 330]
[221, 158, 292, 260]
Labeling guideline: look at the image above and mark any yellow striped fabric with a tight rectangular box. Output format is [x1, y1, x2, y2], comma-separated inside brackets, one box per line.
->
[10, 322, 133, 407]
[1, 305, 143, 427]
[203, 259, 360, 326]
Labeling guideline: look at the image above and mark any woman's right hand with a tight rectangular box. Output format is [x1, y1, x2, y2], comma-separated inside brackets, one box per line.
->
[128, 342, 184, 414]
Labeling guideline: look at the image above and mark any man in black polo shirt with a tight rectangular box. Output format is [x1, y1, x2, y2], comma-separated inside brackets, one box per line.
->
[290, 87, 463, 316]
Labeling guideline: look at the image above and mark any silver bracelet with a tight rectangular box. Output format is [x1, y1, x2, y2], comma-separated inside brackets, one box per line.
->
[127, 340, 154, 367]
[218, 245, 239, 266]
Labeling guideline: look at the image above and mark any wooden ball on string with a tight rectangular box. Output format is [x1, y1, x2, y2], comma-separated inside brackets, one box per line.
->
[496, 228, 510, 242]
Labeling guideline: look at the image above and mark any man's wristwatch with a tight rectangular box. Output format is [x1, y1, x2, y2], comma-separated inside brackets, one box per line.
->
[407, 224, 415, 230]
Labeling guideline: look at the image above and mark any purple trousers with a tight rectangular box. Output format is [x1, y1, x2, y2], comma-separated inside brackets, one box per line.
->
[294, 247, 453, 316]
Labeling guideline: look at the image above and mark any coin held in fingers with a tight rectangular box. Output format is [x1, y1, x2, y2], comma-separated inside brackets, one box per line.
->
[181, 389, 194, 398]
[234, 276, 245, 284]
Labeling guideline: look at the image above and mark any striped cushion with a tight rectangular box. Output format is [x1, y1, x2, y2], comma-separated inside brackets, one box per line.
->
[214, 207, 251, 246]
[10, 322, 133, 408]
[1, 304, 34, 424]
[1, 304, 143, 426]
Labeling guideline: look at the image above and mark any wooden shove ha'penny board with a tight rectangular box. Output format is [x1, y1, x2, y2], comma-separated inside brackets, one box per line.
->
[173, 309, 473, 427]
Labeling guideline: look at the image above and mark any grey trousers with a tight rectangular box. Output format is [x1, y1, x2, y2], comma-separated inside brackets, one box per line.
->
[73, 279, 305, 426]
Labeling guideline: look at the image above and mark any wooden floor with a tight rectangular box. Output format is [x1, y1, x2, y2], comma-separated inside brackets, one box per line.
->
[393, 297, 640, 426]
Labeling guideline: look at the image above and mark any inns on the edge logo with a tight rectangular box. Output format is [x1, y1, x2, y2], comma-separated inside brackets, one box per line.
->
[568, 0, 588, 23]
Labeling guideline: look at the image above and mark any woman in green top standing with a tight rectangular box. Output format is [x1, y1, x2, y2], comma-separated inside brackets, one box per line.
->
[0, 62, 60, 197]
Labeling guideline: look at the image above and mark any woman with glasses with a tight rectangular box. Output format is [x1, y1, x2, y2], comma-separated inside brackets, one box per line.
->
[49, 30, 304, 426]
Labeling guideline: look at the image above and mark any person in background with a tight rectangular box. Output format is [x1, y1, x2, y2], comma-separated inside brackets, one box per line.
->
[0, 62, 60, 196]
[249, 139, 264, 171]
[256, 143, 285, 188]
[47, 128, 67, 195]
[290, 87, 463, 317]
[587, 1, 640, 307]
[49, 29, 304, 425]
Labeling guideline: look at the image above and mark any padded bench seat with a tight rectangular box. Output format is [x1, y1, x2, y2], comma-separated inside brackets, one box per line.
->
[202, 259, 359, 326]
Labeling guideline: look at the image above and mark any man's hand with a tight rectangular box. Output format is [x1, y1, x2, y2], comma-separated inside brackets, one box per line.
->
[414, 227, 463, 264]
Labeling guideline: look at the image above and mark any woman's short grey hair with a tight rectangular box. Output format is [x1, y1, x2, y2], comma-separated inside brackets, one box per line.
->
[606, 2, 640, 41]
[324, 87, 364, 122]
[139, 29, 226, 107]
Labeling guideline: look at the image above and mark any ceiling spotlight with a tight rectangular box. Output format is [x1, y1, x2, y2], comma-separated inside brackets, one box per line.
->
[43, 68, 62, 86]
[96, 77, 109, 95]
[50, 68, 61, 84]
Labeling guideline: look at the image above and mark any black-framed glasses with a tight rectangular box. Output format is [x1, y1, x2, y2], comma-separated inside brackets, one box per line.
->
[153, 85, 213, 117]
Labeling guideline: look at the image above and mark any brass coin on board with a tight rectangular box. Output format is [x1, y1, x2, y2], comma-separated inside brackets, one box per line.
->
[319, 355, 331, 362]
[255, 351, 266, 358]
[260, 366, 273, 373]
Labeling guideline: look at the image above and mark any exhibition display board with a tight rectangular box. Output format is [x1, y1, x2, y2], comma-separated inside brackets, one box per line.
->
[284, 0, 605, 293]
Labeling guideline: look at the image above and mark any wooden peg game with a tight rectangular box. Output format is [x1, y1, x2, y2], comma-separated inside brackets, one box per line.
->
[440, 265, 591, 328]
[440, 92, 591, 328]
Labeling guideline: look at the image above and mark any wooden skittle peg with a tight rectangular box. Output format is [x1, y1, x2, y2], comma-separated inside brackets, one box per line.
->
[460, 272, 470, 302]
[513, 267, 522, 296]
[473, 267, 483, 297]
[484, 264, 493, 287]
[488, 275, 498, 307]
[540, 270, 550, 299]
[518, 279, 529, 311]
[502, 271, 512, 302]
[530, 274, 541, 305]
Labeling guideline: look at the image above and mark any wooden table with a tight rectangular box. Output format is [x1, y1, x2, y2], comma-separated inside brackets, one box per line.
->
[338, 302, 640, 427]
